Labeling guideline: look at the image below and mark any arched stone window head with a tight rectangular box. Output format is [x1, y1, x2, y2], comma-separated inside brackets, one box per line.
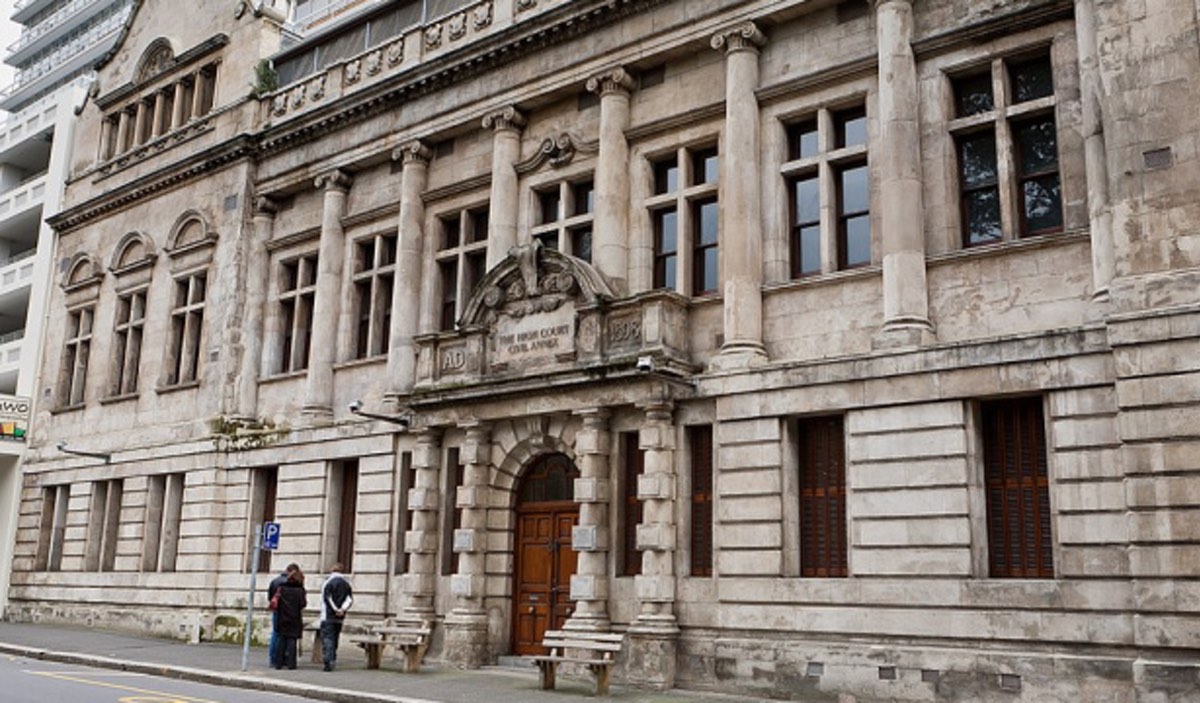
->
[61, 253, 103, 292]
[137, 39, 176, 83]
[109, 231, 158, 274]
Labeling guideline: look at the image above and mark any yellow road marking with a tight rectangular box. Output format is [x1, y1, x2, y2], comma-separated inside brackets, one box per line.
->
[28, 670, 221, 703]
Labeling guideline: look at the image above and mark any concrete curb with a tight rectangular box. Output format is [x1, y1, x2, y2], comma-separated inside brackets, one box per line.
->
[0, 642, 439, 703]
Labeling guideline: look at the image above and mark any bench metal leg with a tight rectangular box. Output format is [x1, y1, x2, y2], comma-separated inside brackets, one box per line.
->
[538, 661, 557, 690]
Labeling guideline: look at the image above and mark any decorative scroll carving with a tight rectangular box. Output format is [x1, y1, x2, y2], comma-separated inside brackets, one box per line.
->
[710, 20, 766, 54]
[515, 132, 599, 173]
[462, 241, 614, 327]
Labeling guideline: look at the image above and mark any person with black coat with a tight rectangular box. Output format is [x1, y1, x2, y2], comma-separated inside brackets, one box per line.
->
[267, 562, 299, 668]
[274, 569, 307, 670]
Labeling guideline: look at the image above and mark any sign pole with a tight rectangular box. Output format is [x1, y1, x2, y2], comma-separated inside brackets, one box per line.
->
[241, 523, 262, 672]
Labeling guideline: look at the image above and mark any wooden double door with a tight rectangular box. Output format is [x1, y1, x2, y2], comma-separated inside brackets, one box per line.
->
[511, 453, 580, 655]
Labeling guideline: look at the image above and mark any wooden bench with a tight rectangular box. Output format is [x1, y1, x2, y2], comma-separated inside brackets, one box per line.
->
[531, 630, 625, 696]
[346, 616, 432, 672]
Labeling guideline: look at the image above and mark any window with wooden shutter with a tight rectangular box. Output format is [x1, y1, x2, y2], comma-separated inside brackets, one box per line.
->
[797, 416, 847, 577]
[621, 432, 644, 577]
[689, 425, 714, 577]
[982, 397, 1053, 578]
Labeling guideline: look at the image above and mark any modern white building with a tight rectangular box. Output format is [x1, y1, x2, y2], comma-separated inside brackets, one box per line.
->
[0, 0, 134, 615]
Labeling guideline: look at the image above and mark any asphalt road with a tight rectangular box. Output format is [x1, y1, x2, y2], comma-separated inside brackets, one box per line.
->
[0, 652, 326, 703]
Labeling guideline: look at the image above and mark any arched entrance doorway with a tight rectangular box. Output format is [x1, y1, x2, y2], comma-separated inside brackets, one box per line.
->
[511, 452, 580, 654]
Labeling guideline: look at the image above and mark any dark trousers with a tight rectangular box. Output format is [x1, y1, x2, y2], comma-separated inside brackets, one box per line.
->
[268, 611, 280, 666]
[320, 620, 343, 668]
[279, 635, 298, 669]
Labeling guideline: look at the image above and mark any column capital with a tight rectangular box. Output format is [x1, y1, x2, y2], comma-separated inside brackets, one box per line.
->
[638, 399, 674, 422]
[711, 20, 766, 55]
[392, 140, 433, 166]
[873, 0, 914, 9]
[315, 168, 354, 193]
[481, 106, 526, 133]
[253, 195, 278, 218]
[586, 67, 636, 97]
[574, 407, 612, 422]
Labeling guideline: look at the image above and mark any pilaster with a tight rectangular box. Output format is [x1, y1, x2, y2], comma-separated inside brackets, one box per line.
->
[1074, 0, 1114, 303]
[710, 22, 768, 370]
[586, 68, 636, 294]
[232, 196, 277, 420]
[302, 169, 353, 420]
[445, 422, 492, 668]
[403, 429, 443, 616]
[566, 408, 612, 632]
[482, 106, 526, 269]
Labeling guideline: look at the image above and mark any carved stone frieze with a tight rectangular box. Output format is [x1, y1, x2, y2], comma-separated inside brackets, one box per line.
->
[473, 1, 493, 30]
[387, 39, 405, 66]
[365, 50, 383, 75]
[449, 12, 468, 40]
[425, 24, 443, 49]
[308, 74, 326, 101]
[345, 59, 362, 84]
[515, 132, 599, 173]
[517, 0, 536, 11]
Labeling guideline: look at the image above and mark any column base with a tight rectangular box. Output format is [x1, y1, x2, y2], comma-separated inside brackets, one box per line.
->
[709, 342, 768, 371]
[563, 608, 611, 632]
[442, 610, 490, 668]
[625, 617, 680, 690]
[299, 404, 334, 424]
[872, 318, 936, 350]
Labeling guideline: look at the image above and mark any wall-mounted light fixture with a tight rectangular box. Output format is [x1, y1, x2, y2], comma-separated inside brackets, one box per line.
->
[348, 400, 411, 429]
[56, 441, 112, 463]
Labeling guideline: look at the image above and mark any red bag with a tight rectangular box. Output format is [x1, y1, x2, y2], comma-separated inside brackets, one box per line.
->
[269, 593, 280, 611]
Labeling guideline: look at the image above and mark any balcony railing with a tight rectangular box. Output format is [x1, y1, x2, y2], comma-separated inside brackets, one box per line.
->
[0, 172, 48, 222]
[0, 94, 57, 154]
[7, 0, 107, 57]
[2, 5, 130, 100]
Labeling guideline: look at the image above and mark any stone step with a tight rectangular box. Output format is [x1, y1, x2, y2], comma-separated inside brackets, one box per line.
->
[493, 655, 536, 669]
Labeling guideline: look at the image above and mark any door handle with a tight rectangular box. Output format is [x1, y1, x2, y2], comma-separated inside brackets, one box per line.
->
[527, 606, 535, 614]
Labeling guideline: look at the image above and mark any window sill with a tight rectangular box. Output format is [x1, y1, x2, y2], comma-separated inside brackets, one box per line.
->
[334, 355, 386, 372]
[99, 392, 139, 406]
[259, 369, 307, 386]
[49, 403, 85, 415]
[156, 380, 201, 395]
[929, 227, 1089, 266]
[763, 263, 882, 293]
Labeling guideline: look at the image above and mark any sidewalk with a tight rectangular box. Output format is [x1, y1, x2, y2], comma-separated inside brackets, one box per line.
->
[0, 621, 776, 703]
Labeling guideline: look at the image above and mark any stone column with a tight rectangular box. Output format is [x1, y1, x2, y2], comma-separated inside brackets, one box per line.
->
[403, 429, 443, 616]
[387, 141, 432, 398]
[191, 70, 207, 117]
[872, 0, 936, 348]
[566, 409, 612, 631]
[171, 81, 187, 129]
[628, 400, 678, 689]
[151, 90, 166, 138]
[132, 100, 148, 146]
[482, 107, 525, 269]
[445, 422, 492, 667]
[232, 196, 277, 420]
[98, 118, 112, 160]
[586, 68, 635, 292]
[302, 169, 353, 420]
[116, 109, 131, 153]
[1074, 0, 1114, 301]
[710, 23, 768, 370]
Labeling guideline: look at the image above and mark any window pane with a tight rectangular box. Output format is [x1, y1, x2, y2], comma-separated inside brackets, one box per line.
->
[571, 228, 592, 262]
[839, 165, 869, 215]
[843, 215, 870, 268]
[653, 157, 678, 194]
[658, 210, 677, 254]
[796, 224, 820, 277]
[794, 176, 819, 225]
[661, 255, 676, 290]
[959, 132, 999, 188]
[1015, 118, 1058, 175]
[468, 208, 489, 242]
[573, 181, 594, 215]
[788, 120, 819, 160]
[954, 72, 994, 117]
[964, 188, 1003, 245]
[697, 200, 719, 245]
[535, 232, 559, 250]
[693, 148, 718, 185]
[1022, 174, 1062, 234]
[835, 107, 867, 148]
[539, 189, 561, 224]
[1010, 56, 1054, 104]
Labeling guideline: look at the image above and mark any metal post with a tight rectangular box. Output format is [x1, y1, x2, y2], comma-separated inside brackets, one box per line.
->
[241, 523, 262, 672]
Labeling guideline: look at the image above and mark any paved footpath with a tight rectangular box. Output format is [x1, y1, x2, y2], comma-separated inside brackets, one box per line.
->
[0, 622, 778, 703]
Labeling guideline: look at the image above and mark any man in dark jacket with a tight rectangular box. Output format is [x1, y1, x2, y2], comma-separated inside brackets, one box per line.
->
[267, 562, 299, 668]
[319, 563, 353, 672]
[275, 569, 308, 670]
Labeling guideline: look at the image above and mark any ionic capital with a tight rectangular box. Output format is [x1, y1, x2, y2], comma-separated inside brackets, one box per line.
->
[481, 106, 526, 133]
[314, 168, 353, 193]
[586, 67, 636, 98]
[392, 140, 434, 166]
[711, 20, 766, 55]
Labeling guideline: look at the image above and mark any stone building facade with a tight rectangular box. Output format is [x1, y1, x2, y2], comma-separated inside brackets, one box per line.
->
[5, 0, 1199, 700]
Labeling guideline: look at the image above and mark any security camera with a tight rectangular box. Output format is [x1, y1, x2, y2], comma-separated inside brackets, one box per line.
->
[56, 441, 67, 451]
[348, 400, 363, 414]
[636, 356, 654, 373]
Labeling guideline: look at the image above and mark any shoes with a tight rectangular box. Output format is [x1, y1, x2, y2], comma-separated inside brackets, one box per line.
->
[323, 664, 332, 672]
[288, 666, 297, 670]
[272, 665, 282, 670]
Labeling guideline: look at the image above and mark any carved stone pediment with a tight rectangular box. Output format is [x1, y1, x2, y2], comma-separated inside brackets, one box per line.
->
[460, 241, 613, 329]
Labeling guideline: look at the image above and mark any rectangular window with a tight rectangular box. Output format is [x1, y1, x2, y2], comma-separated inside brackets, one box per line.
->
[784, 103, 870, 277]
[112, 291, 146, 396]
[691, 147, 719, 185]
[167, 272, 206, 385]
[61, 306, 94, 406]
[278, 254, 317, 373]
[352, 233, 397, 359]
[951, 53, 1062, 246]
[441, 448, 463, 576]
[688, 425, 714, 577]
[797, 416, 847, 577]
[982, 397, 1053, 578]
[436, 206, 489, 331]
[621, 432, 644, 577]
[394, 451, 415, 575]
[143, 473, 185, 573]
[85, 479, 123, 572]
[653, 208, 677, 290]
[248, 467, 278, 574]
[692, 198, 719, 295]
[322, 460, 359, 573]
[35, 485, 70, 571]
[530, 176, 595, 261]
